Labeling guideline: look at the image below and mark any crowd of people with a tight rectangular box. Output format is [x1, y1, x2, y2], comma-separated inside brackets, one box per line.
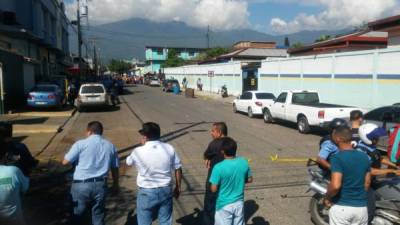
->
[1, 107, 399, 225]
[317, 110, 400, 225]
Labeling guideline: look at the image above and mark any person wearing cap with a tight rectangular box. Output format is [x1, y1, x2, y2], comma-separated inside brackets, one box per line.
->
[62, 121, 120, 225]
[350, 110, 363, 145]
[357, 123, 400, 222]
[126, 122, 182, 225]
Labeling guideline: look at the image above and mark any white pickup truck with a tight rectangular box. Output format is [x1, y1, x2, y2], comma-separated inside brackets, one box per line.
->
[262, 90, 363, 133]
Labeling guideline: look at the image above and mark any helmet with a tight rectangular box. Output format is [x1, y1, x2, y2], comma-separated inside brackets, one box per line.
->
[358, 123, 387, 145]
[329, 118, 349, 132]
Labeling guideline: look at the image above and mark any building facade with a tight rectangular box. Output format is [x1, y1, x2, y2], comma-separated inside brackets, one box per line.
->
[369, 14, 400, 47]
[0, 0, 71, 112]
[145, 46, 204, 73]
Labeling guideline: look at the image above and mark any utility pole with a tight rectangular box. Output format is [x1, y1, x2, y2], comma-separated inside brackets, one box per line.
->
[206, 25, 210, 49]
[77, 0, 82, 77]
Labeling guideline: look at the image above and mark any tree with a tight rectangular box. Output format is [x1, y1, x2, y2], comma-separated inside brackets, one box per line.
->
[162, 49, 185, 68]
[315, 35, 331, 43]
[291, 42, 304, 49]
[108, 59, 132, 74]
[193, 47, 231, 62]
[284, 36, 290, 48]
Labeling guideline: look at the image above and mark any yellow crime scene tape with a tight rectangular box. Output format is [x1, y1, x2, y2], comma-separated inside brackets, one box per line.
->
[270, 154, 316, 163]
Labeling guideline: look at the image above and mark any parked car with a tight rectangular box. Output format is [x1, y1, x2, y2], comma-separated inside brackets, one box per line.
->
[363, 105, 400, 151]
[262, 90, 364, 133]
[75, 83, 109, 112]
[162, 79, 180, 92]
[27, 84, 65, 108]
[233, 91, 276, 118]
[149, 78, 161, 87]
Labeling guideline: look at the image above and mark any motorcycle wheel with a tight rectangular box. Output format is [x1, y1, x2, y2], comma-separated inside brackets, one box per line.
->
[310, 194, 329, 225]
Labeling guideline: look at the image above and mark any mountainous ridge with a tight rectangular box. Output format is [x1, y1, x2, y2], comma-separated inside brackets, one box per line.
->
[70, 18, 351, 61]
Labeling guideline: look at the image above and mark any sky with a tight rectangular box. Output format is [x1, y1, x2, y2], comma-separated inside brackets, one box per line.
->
[64, 0, 400, 34]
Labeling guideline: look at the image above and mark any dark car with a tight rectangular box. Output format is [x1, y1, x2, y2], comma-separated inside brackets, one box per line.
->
[363, 105, 400, 151]
[162, 79, 180, 92]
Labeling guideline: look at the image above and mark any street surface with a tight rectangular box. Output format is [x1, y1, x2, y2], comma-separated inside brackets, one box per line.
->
[24, 85, 323, 225]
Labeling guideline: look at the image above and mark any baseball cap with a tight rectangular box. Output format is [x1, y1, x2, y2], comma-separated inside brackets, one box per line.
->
[138, 122, 161, 140]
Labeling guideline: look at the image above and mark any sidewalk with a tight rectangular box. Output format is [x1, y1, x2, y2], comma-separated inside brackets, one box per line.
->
[189, 89, 236, 105]
[0, 108, 76, 160]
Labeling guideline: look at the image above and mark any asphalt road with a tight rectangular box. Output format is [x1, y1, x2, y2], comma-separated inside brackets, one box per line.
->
[26, 85, 323, 225]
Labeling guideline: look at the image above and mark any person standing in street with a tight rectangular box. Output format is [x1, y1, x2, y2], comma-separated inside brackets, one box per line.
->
[325, 126, 371, 225]
[0, 134, 29, 225]
[126, 122, 182, 225]
[203, 122, 227, 225]
[63, 121, 120, 225]
[210, 137, 253, 225]
[350, 110, 363, 145]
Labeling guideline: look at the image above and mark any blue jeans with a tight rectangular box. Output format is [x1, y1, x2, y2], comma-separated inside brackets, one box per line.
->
[136, 186, 173, 225]
[215, 201, 244, 225]
[71, 181, 106, 225]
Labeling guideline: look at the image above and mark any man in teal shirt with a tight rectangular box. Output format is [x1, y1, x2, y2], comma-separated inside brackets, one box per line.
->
[0, 137, 29, 225]
[209, 137, 253, 225]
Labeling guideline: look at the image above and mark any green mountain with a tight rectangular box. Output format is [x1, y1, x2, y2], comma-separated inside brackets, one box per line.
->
[70, 18, 350, 61]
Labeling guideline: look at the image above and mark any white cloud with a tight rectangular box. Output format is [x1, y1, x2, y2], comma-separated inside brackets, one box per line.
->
[65, 0, 250, 30]
[270, 0, 400, 34]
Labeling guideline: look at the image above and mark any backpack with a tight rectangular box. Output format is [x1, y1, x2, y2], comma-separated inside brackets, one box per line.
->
[388, 124, 400, 163]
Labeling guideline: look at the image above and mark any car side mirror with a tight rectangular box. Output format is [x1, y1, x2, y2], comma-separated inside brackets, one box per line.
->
[237, 95, 241, 99]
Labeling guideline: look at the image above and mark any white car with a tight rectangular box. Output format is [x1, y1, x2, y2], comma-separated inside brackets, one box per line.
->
[149, 78, 161, 87]
[75, 83, 109, 112]
[233, 91, 276, 118]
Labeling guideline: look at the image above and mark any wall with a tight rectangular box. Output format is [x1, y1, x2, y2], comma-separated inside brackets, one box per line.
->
[259, 46, 400, 109]
[164, 62, 243, 95]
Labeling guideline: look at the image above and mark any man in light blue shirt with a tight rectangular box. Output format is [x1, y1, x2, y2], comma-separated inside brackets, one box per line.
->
[63, 121, 119, 225]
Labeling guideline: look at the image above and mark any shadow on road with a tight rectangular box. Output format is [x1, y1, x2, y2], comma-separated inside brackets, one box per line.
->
[175, 200, 269, 225]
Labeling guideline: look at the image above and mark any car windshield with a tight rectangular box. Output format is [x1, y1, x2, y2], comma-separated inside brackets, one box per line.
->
[292, 93, 319, 104]
[81, 86, 105, 94]
[255, 93, 275, 99]
[32, 86, 56, 92]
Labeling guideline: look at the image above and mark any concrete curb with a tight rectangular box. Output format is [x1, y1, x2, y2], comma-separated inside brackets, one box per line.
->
[13, 125, 61, 134]
[15, 110, 75, 118]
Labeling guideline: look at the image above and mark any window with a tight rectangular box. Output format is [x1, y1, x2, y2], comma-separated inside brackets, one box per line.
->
[32, 86, 56, 92]
[156, 49, 163, 55]
[292, 93, 319, 104]
[189, 51, 195, 56]
[81, 86, 105, 94]
[255, 93, 275, 100]
[364, 107, 393, 121]
[275, 93, 287, 103]
[394, 110, 400, 123]
[241, 92, 252, 100]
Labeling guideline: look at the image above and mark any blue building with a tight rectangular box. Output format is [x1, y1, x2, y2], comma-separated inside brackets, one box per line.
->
[0, 0, 71, 112]
[145, 46, 204, 73]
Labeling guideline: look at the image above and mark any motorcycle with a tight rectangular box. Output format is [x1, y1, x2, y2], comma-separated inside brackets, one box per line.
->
[221, 85, 228, 98]
[307, 159, 400, 225]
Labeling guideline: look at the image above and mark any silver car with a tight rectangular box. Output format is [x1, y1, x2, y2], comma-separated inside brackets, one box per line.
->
[75, 83, 109, 112]
[363, 105, 400, 151]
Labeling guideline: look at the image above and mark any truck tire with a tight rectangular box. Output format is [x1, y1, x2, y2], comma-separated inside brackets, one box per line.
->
[233, 104, 238, 113]
[298, 116, 311, 134]
[263, 109, 273, 123]
[248, 107, 254, 118]
[310, 194, 329, 225]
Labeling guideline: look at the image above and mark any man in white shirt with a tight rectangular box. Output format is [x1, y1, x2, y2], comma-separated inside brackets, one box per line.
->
[126, 122, 182, 225]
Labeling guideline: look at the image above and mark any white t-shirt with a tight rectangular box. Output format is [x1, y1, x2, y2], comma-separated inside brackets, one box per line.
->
[126, 141, 182, 188]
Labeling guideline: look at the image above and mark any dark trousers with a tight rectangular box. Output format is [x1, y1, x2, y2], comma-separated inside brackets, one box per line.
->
[203, 188, 217, 225]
